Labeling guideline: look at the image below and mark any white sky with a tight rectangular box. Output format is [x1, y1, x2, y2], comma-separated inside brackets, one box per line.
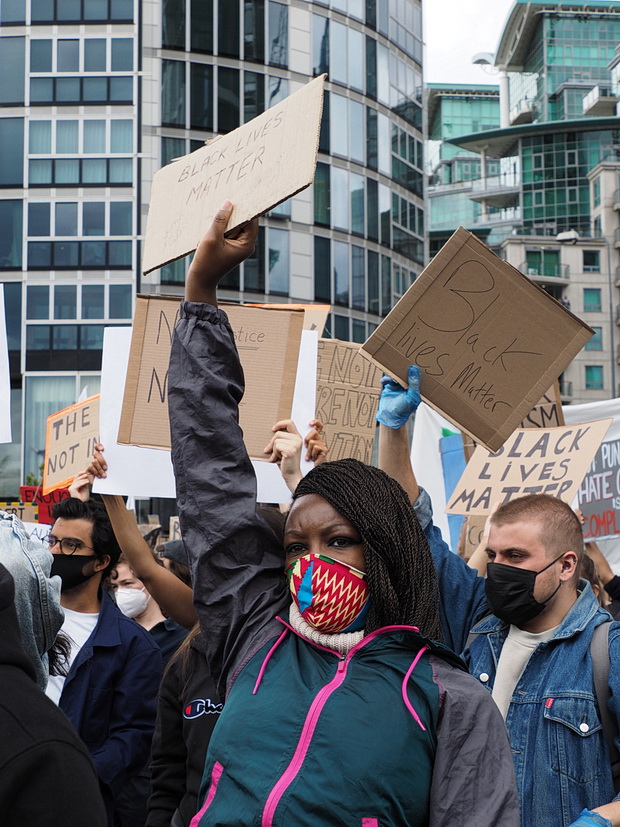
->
[424, 0, 515, 85]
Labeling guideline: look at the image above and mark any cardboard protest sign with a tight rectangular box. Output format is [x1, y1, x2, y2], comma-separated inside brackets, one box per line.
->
[458, 515, 488, 561]
[446, 420, 612, 516]
[361, 228, 593, 453]
[246, 303, 330, 334]
[19, 486, 70, 525]
[0, 285, 11, 443]
[315, 339, 382, 464]
[169, 516, 181, 541]
[461, 383, 565, 460]
[119, 296, 304, 459]
[142, 74, 326, 275]
[578, 439, 620, 541]
[42, 395, 100, 495]
[0, 502, 39, 523]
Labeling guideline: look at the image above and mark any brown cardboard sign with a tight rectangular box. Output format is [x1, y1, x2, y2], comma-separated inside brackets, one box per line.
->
[458, 515, 488, 561]
[118, 296, 304, 459]
[361, 228, 593, 453]
[169, 516, 181, 541]
[42, 395, 100, 495]
[142, 75, 326, 275]
[462, 383, 565, 460]
[0, 502, 39, 523]
[315, 339, 382, 464]
[246, 303, 331, 334]
[446, 419, 612, 516]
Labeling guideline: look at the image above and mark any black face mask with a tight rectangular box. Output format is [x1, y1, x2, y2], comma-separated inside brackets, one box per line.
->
[484, 553, 564, 626]
[51, 554, 99, 592]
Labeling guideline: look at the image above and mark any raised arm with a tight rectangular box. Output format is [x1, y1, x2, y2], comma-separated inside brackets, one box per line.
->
[169, 204, 288, 694]
[376, 366, 488, 654]
[84, 447, 197, 629]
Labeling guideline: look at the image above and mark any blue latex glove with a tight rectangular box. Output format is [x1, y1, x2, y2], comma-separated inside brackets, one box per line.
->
[567, 810, 612, 827]
[375, 365, 421, 429]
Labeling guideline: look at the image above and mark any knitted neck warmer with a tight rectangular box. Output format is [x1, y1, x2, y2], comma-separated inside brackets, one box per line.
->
[288, 601, 364, 655]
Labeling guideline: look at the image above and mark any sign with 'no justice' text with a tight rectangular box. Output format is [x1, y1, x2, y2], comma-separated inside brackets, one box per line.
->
[361, 228, 593, 453]
[118, 295, 304, 460]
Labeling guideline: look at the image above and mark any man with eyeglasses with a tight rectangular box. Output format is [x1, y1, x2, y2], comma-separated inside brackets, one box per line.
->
[44, 496, 162, 827]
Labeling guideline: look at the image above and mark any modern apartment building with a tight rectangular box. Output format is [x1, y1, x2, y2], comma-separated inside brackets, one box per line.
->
[0, 0, 425, 497]
[427, 0, 620, 403]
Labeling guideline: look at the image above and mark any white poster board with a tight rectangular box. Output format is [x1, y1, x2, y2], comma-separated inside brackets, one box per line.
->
[93, 327, 317, 503]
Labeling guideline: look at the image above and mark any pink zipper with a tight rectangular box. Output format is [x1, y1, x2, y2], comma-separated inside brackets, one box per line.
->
[261, 622, 427, 826]
[190, 761, 223, 827]
[261, 657, 350, 826]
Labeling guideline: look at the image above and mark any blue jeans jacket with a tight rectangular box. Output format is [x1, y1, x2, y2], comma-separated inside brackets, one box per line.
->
[0, 511, 63, 688]
[414, 489, 620, 827]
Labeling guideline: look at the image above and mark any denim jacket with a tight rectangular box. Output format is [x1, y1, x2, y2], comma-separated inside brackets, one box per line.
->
[0, 511, 63, 688]
[414, 489, 620, 827]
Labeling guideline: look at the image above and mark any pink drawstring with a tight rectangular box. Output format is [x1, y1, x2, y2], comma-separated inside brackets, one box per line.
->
[253, 629, 288, 694]
[401, 645, 429, 730]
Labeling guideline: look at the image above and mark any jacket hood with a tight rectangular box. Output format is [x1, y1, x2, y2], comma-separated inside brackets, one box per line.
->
[0, 512, 64, 688]
[0, 562, 38, 681]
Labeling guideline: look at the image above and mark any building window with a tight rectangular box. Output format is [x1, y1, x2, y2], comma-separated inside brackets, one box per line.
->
[583, 250, 600, 272]
[584, 288, 602, 312]
[0, 119, 24, 187]
[593, 177, 601, 207]
[0, 37, 25, 105]
[314, 236, 330, 302]
[585, 327, 602, 350]
[219, 0, 240, 58]
[244, 0, 265, 63]
[267, 228, 288, 295]
[268, 1, 288, 68]
[162, 60, 186, 127]
[191, 0, 214, 53]
[26, 285, 49, 320]
[585, 365, 604, 390]
[0, 200, 23, 268]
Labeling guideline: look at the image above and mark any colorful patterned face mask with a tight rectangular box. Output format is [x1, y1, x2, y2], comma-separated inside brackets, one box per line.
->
[286, 553, 369, 633]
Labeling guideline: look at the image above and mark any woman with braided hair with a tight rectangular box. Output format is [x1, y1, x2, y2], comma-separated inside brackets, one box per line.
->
[160, 204, 520, 827]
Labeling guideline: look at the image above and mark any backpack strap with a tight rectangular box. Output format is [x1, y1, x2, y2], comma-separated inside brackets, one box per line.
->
[590, 620, 620, 793]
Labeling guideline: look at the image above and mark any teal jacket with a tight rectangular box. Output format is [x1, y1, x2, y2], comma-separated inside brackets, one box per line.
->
[169, 302, 520, 827]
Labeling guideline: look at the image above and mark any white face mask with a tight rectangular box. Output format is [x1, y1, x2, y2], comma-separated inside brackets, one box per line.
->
[115, 587, 149, 618]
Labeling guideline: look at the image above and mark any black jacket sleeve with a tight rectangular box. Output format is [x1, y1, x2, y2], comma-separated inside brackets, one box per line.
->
[168, 302, 289, 695]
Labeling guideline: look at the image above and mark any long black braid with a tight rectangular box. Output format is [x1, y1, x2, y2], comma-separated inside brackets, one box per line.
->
[293, 458, 443, 641]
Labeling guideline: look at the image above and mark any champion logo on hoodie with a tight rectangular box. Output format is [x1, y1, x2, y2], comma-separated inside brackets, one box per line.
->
[184, 698, 223, 719]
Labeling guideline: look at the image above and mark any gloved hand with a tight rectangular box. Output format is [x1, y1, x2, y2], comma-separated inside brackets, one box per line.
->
[567, 809, 613, 827]
[375, 365, 421, 429]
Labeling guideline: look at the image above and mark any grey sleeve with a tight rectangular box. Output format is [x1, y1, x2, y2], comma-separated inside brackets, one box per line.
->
[429, 658, 521, 827]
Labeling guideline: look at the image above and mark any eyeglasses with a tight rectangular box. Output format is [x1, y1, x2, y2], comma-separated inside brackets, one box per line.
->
[45, 535, 96, 556]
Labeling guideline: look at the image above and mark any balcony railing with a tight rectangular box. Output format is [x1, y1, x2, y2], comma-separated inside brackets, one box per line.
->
[520, 262, 570, 280]
[583, 85, 619, 116]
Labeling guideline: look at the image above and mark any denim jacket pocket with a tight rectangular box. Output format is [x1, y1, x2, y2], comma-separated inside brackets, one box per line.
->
[544, 696, 602, 783]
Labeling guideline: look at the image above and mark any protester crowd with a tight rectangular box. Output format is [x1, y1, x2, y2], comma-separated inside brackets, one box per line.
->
[3, 204, 620, 827]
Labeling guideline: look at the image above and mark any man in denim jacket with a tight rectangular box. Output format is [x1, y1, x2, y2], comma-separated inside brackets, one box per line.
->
[377, 369, 620, 827]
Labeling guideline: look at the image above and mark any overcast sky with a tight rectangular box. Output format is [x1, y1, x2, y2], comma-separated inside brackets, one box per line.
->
[424, 0, 515, 85]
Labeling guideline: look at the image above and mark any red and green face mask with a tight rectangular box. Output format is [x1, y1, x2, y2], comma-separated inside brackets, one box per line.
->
[286, 553, 370, 633]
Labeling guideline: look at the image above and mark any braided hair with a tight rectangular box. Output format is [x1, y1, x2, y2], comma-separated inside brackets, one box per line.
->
[292, 458, 443, 641]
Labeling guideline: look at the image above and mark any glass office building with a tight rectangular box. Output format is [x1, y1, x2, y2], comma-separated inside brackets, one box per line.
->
[427, 1, 620, 402]
[0, 0, 425, 496]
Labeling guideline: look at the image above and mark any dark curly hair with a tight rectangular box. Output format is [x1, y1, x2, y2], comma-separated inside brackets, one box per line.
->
[292, 459, 442, 641]
[51, 497, 121, 578]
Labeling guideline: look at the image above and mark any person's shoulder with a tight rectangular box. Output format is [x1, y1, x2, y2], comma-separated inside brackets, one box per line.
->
[430, 654, 496, 710]
[103, 593, 161, 653]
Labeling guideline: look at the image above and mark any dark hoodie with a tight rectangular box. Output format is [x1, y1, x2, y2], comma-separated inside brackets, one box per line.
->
[0, 563, 107, 826]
